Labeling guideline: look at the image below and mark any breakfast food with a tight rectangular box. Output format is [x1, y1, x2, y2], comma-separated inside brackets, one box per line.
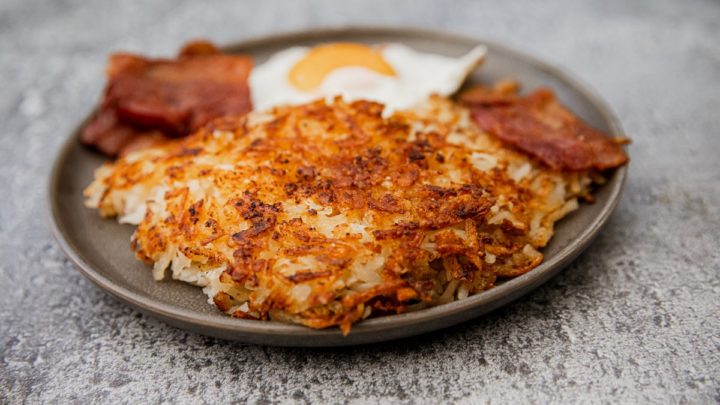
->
[249, 42, 486, 112]
[82, 41, 484, 157]
[81, 41, 253, 157]
[461, 84, 628, 171]
[83, 41, 628, 333]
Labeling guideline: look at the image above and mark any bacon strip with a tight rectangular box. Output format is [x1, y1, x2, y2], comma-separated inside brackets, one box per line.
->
[461, 85, 628, 171]
[81, 41, 253, 157]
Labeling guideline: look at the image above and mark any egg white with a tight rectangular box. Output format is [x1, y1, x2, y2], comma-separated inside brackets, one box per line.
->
[249, 44, 487, 113]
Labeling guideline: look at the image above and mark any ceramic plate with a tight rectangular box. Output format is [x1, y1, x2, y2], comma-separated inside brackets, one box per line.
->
[48, 27, 627, 346]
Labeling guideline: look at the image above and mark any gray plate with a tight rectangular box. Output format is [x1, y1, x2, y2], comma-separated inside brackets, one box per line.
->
[48, 27, 627, 347]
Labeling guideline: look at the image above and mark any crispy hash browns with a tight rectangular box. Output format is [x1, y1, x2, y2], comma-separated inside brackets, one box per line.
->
[85, 96, 598, 333]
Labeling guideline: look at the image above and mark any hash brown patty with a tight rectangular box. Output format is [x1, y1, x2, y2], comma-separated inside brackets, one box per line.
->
[85, 96, 594, 333]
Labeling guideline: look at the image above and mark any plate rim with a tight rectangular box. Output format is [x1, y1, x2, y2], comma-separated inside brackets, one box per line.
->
[47, 25, 628, 346]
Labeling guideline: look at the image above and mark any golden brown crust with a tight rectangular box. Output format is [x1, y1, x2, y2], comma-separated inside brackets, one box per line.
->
[86, 96, 596, 333]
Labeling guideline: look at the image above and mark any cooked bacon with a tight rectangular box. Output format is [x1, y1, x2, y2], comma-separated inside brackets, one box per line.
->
[461, 85, 628, 171]
[81, 41, 253, 157]
[80, 108, 166, 157]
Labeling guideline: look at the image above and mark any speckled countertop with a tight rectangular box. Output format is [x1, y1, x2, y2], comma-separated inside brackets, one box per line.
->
[1, 0, 719, 403]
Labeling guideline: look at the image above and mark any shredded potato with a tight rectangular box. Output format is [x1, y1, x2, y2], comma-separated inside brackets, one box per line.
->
[85, 96, 593, 334]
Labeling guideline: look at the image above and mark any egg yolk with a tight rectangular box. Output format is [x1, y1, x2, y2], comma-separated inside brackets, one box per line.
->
[288, 43, 396, 91]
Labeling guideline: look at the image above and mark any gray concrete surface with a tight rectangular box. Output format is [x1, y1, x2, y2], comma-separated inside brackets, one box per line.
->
[1, 0, 719, 403]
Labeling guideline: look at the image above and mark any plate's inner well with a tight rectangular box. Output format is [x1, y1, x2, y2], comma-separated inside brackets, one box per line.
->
[50, 28, 624, 345]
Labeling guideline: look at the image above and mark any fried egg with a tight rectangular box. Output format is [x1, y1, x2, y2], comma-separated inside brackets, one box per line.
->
[249, 42, 486, 112]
